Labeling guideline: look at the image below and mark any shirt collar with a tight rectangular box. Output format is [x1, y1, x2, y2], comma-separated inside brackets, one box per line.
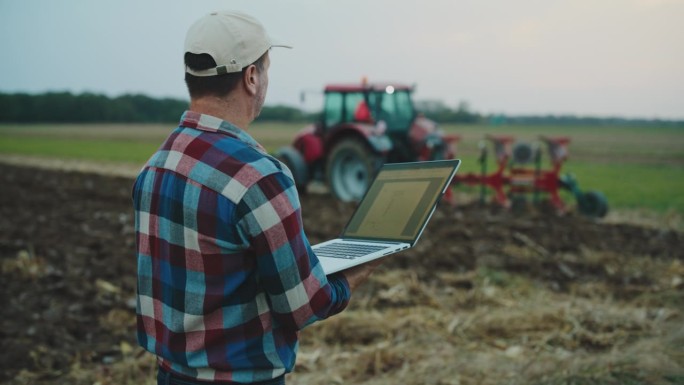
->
[180, 110, 267, 152]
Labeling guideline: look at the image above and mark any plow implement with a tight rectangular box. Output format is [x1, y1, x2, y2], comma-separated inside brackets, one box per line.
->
[452, 134, 608, 217]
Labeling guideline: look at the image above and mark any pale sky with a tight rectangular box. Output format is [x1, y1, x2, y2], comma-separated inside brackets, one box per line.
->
[1, 0, 683, 119]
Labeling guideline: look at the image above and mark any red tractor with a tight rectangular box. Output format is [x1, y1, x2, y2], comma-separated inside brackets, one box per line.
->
[275, 81, 608, 218]
[275, 82, 458, 201]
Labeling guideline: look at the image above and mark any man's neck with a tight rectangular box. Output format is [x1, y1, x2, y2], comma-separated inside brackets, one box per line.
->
[189, 95, 253, 131]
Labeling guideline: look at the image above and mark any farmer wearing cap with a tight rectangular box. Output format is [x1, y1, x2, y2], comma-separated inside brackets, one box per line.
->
[132, 11, 378, 385]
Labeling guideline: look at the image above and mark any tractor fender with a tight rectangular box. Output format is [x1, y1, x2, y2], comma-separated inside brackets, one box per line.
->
[325, 124, 392, 155]
[367, 134, 393, 154]
[292, 125, 324, 164]
[410, 116, 457, 160]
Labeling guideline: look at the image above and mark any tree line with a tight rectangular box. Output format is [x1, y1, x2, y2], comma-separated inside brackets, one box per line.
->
[1, 91, 681, 127]
[0, 92, 311, 123]
[415, 99, 684, 127]
[0, 92, 187, 123]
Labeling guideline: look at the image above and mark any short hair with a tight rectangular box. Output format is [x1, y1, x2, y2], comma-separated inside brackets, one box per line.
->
[184, 52, 267, 99]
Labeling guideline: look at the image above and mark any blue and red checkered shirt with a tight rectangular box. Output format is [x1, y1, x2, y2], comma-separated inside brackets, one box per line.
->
[133, 111, 351, 383]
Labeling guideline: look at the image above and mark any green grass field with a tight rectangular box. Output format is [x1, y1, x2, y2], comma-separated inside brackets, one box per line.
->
[1, 122, 682, 214]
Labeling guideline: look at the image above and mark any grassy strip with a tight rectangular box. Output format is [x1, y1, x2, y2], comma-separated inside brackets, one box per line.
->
[0, 123, 682, 214]
[0, 136, 158, 164]
[563, 161, 684, 212]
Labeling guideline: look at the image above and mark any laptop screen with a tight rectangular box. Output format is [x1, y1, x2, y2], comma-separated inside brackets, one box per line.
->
[341, 160, 460, 243]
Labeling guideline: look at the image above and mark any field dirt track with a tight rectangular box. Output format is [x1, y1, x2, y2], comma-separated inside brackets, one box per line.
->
[1, 163, 683, 385]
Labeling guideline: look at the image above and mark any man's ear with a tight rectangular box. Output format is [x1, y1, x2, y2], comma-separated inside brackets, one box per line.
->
[242, 64, 258, 96]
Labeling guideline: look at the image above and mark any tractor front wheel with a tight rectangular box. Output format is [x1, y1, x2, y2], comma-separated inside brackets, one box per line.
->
[274, 146, 309, 194]
[326, 139, 382, 202]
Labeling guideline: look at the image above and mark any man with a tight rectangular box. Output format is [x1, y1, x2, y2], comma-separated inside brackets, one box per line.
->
[132, 10, 379, 385]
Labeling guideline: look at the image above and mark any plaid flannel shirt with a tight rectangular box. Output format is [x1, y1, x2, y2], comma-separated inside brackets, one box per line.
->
[133, 111, 351, 383]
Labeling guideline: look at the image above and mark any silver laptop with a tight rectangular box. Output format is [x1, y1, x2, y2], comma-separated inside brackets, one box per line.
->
[312, 159, 461, 275]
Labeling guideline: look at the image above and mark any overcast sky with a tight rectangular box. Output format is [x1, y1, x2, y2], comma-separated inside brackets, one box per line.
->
[1, 0, 683, 119]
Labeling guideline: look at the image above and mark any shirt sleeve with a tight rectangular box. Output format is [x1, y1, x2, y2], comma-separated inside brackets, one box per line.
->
[235, 170, 351, 331]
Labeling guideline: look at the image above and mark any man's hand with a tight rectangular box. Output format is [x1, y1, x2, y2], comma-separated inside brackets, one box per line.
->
[340, 259, 383, 292]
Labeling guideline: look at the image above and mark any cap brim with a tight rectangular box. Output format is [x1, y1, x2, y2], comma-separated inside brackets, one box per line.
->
[269, 35, 292, 49]
[272, 43, 293, 49]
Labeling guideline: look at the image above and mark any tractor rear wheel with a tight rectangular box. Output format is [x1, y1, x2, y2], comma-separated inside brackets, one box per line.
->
[326, 139, 382, 202]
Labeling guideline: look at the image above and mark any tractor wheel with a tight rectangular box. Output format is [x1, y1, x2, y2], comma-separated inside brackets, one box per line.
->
[274, 146, 309, 193]
[326, 139, 382, 202]
[577, 190, 609, 218]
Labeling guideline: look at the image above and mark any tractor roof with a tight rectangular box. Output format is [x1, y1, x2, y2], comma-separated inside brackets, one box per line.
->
[324, 83, 414, 93]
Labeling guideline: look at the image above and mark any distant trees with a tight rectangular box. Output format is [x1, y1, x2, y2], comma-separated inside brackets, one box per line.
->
[0, 92, 188, 123]
[486, 114, 684, 127]
[256, 105, 312, 122]
[0, 92, 317, 123]
[414, 100, 684, 127]
[414, 100, 481, 124]
[1, 92, 681, 127]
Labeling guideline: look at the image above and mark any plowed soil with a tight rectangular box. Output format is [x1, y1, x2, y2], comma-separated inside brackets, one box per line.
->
[1, 163, 682, 385]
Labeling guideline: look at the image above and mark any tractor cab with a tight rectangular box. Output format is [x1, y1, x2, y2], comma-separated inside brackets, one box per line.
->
[276, 81, 456, 201]
[322, 83, 415, 133]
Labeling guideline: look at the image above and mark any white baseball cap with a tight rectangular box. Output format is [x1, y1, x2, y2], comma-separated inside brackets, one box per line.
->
[184, 11, 292, 77]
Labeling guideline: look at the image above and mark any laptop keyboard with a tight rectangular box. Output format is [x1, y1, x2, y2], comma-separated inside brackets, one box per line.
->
[313, 242, 389, 260]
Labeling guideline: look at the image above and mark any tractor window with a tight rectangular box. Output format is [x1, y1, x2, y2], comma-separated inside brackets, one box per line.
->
[345, 92, 367, 122]
[374, 90, 414, 131]
[323, 89, 414, 129]
[393, 91, 414, 128]
[323, 92, 343, 127]
[325, 91, 370, 126]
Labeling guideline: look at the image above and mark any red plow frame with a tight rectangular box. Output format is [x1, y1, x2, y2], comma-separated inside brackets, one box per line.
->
[451, 135, 608, 217]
